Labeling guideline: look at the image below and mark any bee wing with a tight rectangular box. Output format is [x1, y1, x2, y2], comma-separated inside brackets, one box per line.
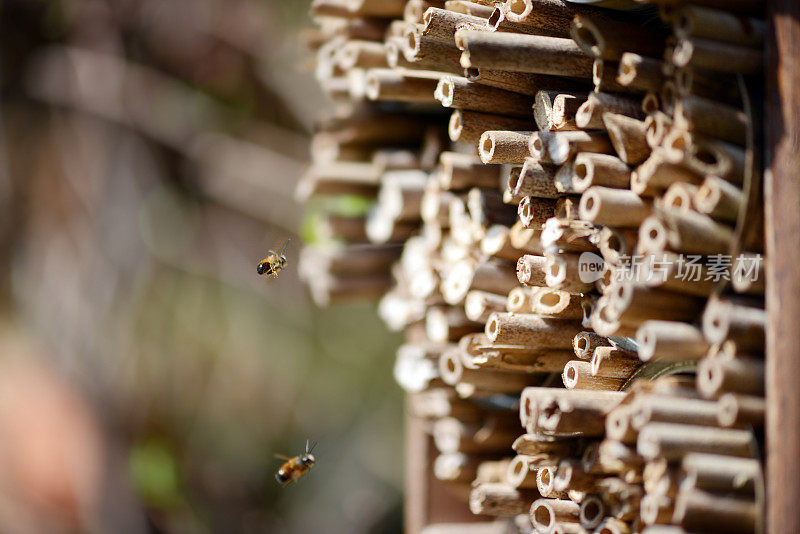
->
[274, 453, 291, 461]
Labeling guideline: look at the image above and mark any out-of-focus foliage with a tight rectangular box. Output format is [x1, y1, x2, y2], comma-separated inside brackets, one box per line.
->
[0, 1, 404, 533]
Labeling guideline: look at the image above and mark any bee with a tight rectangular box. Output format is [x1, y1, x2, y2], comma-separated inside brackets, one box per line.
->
[257, 238, 291, 279]
[274, 439, 316, 486]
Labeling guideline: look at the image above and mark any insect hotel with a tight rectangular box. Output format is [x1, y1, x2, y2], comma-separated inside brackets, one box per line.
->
[299, 0, 798, 532]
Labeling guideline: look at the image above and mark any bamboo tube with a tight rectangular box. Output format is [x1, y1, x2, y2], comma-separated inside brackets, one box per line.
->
[465, 67, 587, 96]
[439, 152, 501, 190]
[404, 25, 463, 71]
[553, 459, 596, 493]
[347, 0, 407, 17]
[509, 221, 544, 253]
[632, 395, 720, 429]
[517, 254, 549, 287]
[531, 499, 581, 532]
[428, 307, 482, 342]
[434, 416, 521, 454]
[617, 53, 664, 93]
[446, 0, 495, 17]
[476, 459, 516, 486]
[575, 92, 643, 130]
[597, 227, 638, 266]
[571, 153, 631, 192]
[661, 183, 698, 213]
[611, 284, 703, 325]
[434, 452, 482, 482]
[693, 175, 743, 222]
[465, 290, 509, 323]
[675, 95, 748, 146]
[644, 111, 673, 149]
[536, 131, 613, 166]
[563, 360, 626, 391]
[673, 488, 757, 534]
[470, 483, 539, 516]
[554, 159, 578, 193]
[479, 130, 534, 164]
[311, 0, 351, 19]
[672, 36, 763, 75]
[697, 357, 765, 398]
[365, 68, 443, 102]
[598, 439, 645, 476]
[456, 30, 594, 78]
[663, 130, 745, 185]
[442, 258, 520, 304]
[339, 40, 390, 69]
[507, 286, 540, 313]
[673, 65, 742, 105]
[637, 423, 755, 461]
[570, 14, 666, 61]
[658, 208, 736, 255]
[540, 218, 598, 253]
[460, 332, 490, 365]
[421, 7, 487, 41]
[592, 59, 633, 95]
[534, 91, 590, 132]
[717, 393, 765, 429]
[410, 388, 482, 419]
[449, 109, 534, 144]
[533, 290, 586, 320]
[639, 493, 674, 525]
[498, 0, 577, 35]
[379, 170, 427, 220]
[572, 332, 612, 360]
[579, 495, 605, 530]
[520, 387, 540, 433]
[507, 455, 540, 489]
[606, 404, 637, 444]
[482, 225, 525, 263]
[701, 296, 766, 350]
[635, 320, 709, 362]
[681, 453, 760, 495]
[513, 434, 578, 457]
[333, 18, 391, 42]
[537, 465, 568, 498]
[673, 5, 764, 45]
[579, 187, 651, 227]
[421, 183, 453, 226]
[468, 188, 518, 227]
[486, 6, 571, 39]
[632, 150, 704, 196]
[510, 159, 560, 199]
[435, 76, 536, 117]
[595, 518, 631, 534]
[518, 197, 559, 229]
[590, 346, 640, 379]
[538, 393, 625, 437]
[486, 312, 583, 348]
[545, 252, 596, 294]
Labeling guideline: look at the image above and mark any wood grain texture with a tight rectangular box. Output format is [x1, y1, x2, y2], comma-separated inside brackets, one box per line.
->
[766, 2, 800, 533]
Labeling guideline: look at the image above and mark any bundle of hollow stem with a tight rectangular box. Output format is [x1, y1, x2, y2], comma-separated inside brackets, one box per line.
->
[301, 0, 766, 532]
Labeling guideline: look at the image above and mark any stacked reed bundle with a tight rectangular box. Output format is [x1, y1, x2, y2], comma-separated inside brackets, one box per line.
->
[303, 1, 765, 532]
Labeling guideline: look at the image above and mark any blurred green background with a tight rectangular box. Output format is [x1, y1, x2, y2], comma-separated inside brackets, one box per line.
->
[0, 1, 404, 532]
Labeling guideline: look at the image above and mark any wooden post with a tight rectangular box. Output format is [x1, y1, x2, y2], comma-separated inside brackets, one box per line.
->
[766, 2, 800, 533]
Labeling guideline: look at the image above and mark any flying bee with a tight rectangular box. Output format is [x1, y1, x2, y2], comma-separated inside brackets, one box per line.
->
[257, 238, 291, 279]
[274, 440, 316, 486]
